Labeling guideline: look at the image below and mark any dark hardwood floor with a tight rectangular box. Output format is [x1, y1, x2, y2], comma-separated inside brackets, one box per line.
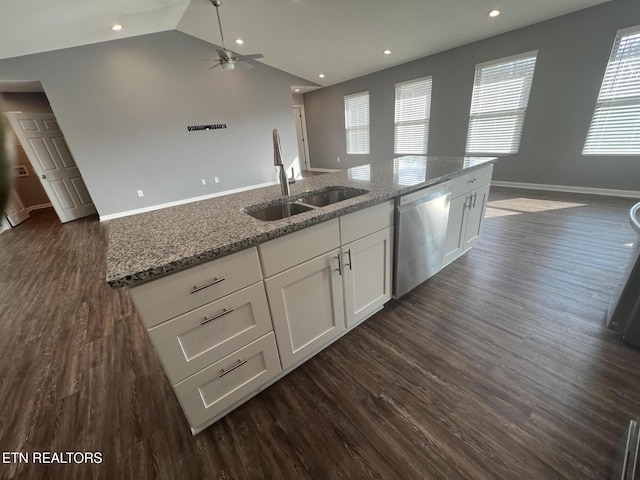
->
[1, 188, 639, 480]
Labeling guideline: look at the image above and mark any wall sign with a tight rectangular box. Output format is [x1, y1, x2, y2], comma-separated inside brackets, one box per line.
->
[187, 123, 228, 132]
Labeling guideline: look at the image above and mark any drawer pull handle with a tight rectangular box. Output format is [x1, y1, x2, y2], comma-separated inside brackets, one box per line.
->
[201, 307, 234, 325]
[335, 255, 342, 275]
[344, 250, 353, 271]
[468, 178, 478, 184]
[190, 277, 225, 294]
[219, 359, 247, 378]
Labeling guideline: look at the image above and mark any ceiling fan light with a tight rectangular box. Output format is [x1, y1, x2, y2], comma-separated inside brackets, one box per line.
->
[221, 61, 235, 70]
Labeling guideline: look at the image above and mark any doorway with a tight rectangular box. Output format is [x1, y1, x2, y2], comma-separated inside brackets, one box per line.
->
[6, 112, 97, 223]
[293, 105, 311, 171]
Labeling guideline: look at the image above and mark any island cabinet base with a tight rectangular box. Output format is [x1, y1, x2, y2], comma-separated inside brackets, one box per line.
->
[128, 201, 396, 434]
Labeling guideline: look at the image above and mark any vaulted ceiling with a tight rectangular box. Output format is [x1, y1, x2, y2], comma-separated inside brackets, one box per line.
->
[1, 0, 612, 87]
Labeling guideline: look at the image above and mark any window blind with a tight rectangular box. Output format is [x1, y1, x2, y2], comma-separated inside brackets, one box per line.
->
[344, 91, 370, 154]
[394, 77, 432, 155]
[465, 51, 538, 155]
[583, 26, 640, 155]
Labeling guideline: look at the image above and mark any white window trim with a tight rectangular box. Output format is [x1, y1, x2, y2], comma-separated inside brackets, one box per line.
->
[344, 91, 370, 155]
[394, 76, 432, 155]
[465, 50, 538, 156]
[583, 25, 640, 156]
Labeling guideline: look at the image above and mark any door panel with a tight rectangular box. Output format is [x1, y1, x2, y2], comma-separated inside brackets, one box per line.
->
[265, 249, 345, 369]
[7, 112, 97, 223]
[464, 184, 490, 249]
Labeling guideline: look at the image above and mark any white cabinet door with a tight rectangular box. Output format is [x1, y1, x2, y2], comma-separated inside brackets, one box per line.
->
[463, 184, 490, 250]
[265, 249, 345, 369]
[444, 183, 491, 266]
[342, 227, 392, 327]
[444, 194, 468, 266]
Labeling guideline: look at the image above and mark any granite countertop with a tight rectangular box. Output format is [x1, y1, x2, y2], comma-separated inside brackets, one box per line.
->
[106, 156, 496, 288]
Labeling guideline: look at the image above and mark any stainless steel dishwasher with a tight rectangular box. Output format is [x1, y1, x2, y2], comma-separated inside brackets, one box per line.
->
[393, 182, 451, 298]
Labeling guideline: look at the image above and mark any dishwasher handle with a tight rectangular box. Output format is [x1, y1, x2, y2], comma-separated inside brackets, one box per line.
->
[397, 188, 450, 212]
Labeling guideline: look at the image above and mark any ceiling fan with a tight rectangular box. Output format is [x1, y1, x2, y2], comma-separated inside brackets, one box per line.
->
[208, 0, 264, 70]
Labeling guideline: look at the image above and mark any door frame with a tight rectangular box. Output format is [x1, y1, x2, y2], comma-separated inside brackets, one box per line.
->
[293, 105, 312, 171]
[5, 111, 96, 223]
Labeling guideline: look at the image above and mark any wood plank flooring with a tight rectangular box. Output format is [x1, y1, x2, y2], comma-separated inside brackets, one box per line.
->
[1, 188, 639, 479]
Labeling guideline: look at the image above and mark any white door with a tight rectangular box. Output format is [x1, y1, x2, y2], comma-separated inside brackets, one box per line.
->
[342, 227, 392, 327]
[4, 190, 30, 227]
[264, 249, 345, 369]
[293, 106, 310, 171]
[463, 184, 490, 250]
[6, 112, 97, 223]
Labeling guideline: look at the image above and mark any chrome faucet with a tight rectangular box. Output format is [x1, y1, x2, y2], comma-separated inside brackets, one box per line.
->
[273, 128, 290, 196]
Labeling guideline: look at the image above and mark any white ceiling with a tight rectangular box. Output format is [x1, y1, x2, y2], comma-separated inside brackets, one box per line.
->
[1, 0, 611, 87]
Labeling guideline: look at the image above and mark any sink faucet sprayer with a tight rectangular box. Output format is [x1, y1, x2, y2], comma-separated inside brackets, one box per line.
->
[273, 128, 290, 196]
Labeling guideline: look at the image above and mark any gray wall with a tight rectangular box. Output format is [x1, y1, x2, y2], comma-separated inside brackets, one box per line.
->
[0, 31, 310, 217]
[304, 0, 640, 191]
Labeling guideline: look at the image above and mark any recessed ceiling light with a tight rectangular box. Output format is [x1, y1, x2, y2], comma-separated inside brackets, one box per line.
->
[111, 24, 123, 31]
[383, 49, 391, 55]
[235, 38, 244, 45]
[319, 74, 325, 78]
[488, 9, 500, 17]
[294, 88, 300, 92]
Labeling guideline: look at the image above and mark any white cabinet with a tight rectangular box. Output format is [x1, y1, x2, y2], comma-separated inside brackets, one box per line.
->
[444, 165, 493, 266]
[129, 246, 282, 433]
[147, 282, 273, 384]
[462, 183, 490, 250]
[342, 227, 393, 327]
[264, 249, 345, 369]
[260, 201, 392, 369]
[173, 332, 281, 428]
[339, 200, 394, 327]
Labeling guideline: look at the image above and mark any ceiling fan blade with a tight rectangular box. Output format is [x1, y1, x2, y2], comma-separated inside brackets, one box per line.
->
[237, 53, 264, 61]
[236, 61, 254, 70]
[208, 62, 222, 70]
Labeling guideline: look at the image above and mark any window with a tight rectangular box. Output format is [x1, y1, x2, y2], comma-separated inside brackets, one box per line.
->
[344, 91, 370, 154]
[583, 26, 640, 155]
[465, 51, 538, 155]
[394, 76, 432, 155]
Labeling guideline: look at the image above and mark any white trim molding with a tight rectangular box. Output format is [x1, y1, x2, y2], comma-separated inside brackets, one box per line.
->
[307, 168, 340, 173]
[491, 181, 640, 199]
[100, 181, 278, 222]
[26, 203, 52, 213]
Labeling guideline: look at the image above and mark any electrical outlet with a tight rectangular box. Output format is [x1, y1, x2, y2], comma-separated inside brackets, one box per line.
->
[137, 190, 144, 197]
[214, 177, 220, 183]
[201, 179, 206, 185]
[337, 156, 341, 163]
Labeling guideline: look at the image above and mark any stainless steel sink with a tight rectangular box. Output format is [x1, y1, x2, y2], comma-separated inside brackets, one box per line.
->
[297, 187, 368, 207]
[245, 202, 313, 221]
[245, 186, 368, 222]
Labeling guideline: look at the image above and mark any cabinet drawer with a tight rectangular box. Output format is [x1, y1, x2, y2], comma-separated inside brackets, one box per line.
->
[258, 219, 340, 277]
[340, 200, 394, 245]
[450, 164, 494, 198]
[173, 332, 281, 429]
[148, 282, 273, 384]
[129, 247, 262, 328]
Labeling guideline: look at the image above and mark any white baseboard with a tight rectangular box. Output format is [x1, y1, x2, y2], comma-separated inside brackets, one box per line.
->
[307, 168, 340, 173]
[491, 181, 640, 199]
[26, 203, 52, 213]
[100, 181, 278, 222]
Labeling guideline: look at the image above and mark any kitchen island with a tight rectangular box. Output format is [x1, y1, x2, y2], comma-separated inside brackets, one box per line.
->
[106, 155, 496, 434]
